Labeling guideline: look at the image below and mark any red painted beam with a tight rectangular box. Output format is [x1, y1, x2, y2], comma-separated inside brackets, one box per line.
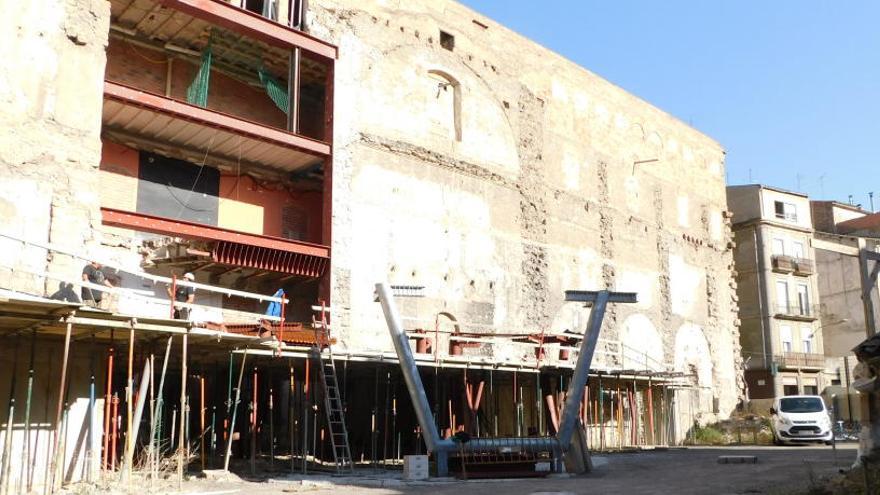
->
[101, 207, 330, 259]
[159, 0, 337, 60]
[104, 81, 331, 158]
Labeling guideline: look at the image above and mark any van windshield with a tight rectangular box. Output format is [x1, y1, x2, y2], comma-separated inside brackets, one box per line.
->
[780, 397, 824, 413]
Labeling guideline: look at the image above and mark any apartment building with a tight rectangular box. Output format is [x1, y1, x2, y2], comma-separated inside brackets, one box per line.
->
[728, 185, 825, 407]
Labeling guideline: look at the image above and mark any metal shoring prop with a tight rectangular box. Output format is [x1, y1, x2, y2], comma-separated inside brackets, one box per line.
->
[223, 348, 248, 472]
[86, 334, 96, 483]
[177, 330, 188, 486]
[200, 375, 206, 472]
[48, 313, 75, 493]
[269, 386, 274, 470]
[383, 370, 390, 469]
[288, 359, 295, 472]
[102, 330, 115, 471]
[0, 335, 20, 495]
[20, 329, 36, 494]
[250, 367, 257, 476]
[149, 336, 172, 481]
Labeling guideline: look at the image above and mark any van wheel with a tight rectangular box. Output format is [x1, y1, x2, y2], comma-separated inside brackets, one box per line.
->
[824, 441, 833, 446]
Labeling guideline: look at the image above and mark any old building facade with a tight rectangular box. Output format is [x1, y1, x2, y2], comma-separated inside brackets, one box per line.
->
[0, 0, 742, 488]
[728, 185, 826, 407]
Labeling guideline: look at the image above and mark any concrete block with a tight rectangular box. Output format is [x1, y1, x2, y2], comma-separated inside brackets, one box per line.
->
[403, 454, 429, 480]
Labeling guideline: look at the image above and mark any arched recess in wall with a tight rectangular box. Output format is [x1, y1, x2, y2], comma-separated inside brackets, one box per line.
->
[427, 69, 462, 141]
[673, 323, 713, 387]
[619, 314, 665, 371]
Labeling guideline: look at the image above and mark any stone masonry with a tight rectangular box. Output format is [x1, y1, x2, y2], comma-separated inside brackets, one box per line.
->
[307, 0, 742, 422]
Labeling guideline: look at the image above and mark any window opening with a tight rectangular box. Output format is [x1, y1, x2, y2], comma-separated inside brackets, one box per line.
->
[440, 30, 455, 51]
[780, 325, 793, 353]
[774, 201, 798, 222]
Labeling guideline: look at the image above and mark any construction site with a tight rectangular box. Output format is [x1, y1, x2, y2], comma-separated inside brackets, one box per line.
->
[0, 0, 748, 492]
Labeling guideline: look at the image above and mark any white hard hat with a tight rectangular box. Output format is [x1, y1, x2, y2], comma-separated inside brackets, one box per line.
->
[183, 272, 195, 281]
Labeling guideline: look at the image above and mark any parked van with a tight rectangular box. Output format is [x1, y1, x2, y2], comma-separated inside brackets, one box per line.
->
[769, 395, 833, 445]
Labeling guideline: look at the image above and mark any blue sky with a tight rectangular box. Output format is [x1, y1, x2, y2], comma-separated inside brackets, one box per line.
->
[460, 1, 880, 209]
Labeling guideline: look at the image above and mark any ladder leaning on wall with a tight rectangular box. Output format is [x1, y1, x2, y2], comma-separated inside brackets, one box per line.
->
[311, 303, 354, 474]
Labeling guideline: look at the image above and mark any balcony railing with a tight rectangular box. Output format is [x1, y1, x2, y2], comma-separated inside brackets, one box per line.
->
[771, 255, 795, 273]
[774, 302, 820, 321]
[775, 352, 825, 369]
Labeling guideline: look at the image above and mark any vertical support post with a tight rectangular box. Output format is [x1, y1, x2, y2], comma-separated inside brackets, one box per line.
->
[20, 329, 36, 494]
[200, 376, 206, 472]
[289, 360, 295, 473]
[178, 331, 188, 484]
[110, 394, 119, 471]
[125, 322, 135, 470]
[287, 48, 301, 133]
[0, 337, 19, 495]
[251, 368, 257, 476]
[49, 314, 74, 492]
[150, 337, 173, 463]
[224, 350, 248, 472]
[121, 360, 151, 481]
[319, 57, 335, 305]
[103, 337, 114, 471]
[269, 387, 275, 470]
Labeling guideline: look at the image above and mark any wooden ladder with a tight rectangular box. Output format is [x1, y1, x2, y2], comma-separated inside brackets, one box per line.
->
[311, 304, 354, 474]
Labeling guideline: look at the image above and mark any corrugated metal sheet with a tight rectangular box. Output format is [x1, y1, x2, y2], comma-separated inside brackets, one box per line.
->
[102, 92, 323, 173]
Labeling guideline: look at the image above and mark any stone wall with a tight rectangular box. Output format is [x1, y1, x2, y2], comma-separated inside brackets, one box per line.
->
[308, 0, 741, 420]
[0, 0, 110, 294]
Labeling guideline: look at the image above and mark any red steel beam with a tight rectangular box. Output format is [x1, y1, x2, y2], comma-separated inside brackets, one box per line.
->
[159, 0, 337, 60]
[101, 207, 330, 259]
[104, 81, 331, 158]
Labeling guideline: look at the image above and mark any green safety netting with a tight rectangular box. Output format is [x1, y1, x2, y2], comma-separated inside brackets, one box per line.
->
[184, 32, 290, 116]
[186, 42, 213, 107]
[258, 67, 289, 115]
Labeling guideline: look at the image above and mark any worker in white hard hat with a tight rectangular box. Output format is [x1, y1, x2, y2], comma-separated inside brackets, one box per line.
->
[166, 272, 196, 320]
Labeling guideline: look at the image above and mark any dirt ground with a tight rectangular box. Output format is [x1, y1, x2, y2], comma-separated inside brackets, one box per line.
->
[72, 444, 860, 495]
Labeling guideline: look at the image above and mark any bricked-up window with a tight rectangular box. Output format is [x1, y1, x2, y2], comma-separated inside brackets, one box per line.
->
[440, 31, 455, 51]
[281, 205, 308, 240]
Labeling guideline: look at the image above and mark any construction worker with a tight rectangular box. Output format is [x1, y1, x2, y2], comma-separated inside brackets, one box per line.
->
[81, 260, 113, 309]
[167, 272, 196, 320]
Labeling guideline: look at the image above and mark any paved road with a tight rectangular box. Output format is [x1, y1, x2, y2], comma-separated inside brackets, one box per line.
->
[178, 445, 858, 495]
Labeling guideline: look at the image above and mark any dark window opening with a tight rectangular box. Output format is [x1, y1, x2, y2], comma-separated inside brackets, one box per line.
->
[783, 384, 799, 396]
[244, 0, 267, 16]
[774, 200, 797, 221]
[440, 31, 455, 51]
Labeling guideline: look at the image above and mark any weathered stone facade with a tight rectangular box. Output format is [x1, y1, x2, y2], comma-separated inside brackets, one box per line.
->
[0, 0, 110, 294]
[0, 0, 741, 438]
[307, 0, 741, 420]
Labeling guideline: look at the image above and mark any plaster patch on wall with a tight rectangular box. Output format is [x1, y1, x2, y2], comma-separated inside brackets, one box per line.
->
[677, 196, 690, 228]
[674, 322, 713, 386]
[669, 254, 704, 316]
[616, 268, 654, 309]
[620, 313, 665, 371]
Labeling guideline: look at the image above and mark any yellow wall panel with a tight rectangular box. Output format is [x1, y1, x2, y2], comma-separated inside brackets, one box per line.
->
[218, 198, 264, 235]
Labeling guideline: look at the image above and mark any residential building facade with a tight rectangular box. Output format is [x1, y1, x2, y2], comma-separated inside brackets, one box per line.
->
[728, 185, 825, 407]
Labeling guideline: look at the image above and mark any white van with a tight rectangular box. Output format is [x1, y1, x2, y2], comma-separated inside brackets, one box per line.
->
[769, 395, 833, 445]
